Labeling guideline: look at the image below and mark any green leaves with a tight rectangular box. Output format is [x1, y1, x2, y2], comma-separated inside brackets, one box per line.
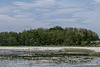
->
[0, 26, 99, 46]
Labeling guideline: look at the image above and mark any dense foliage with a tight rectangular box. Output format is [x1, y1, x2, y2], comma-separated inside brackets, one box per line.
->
[0, 26, 99, 46]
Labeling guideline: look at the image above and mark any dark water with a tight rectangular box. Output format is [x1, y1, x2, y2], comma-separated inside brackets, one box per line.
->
[0, 49, 100, 67]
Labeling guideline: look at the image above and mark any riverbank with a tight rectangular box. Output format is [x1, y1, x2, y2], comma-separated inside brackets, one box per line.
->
[0, 47, 100, 52]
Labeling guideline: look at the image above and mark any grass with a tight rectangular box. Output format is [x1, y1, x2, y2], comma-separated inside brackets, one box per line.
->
[59, 48, 94, 52]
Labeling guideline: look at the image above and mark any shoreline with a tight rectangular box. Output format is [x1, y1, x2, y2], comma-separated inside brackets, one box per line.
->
[0, 47, 100, 52]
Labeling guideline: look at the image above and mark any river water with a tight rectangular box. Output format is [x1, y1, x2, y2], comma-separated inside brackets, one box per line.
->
[0, 49, 100, 67]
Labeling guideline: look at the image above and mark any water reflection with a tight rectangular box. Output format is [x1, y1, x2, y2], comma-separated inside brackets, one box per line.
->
[0, 55, 100, 67]
[0, 49, 100, 67]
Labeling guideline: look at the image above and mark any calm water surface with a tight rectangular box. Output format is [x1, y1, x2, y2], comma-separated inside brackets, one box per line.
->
[0, 49, 100, 67]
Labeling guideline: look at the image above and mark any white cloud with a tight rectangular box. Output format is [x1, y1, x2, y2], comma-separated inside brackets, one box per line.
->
[44, 18, 75, 22]
[13, 10, 21, 13]
[0, 0, 53, 31]
[94, 0, 100, 3]
[42, 8, 84, 20]
[0, 0, 100, 36]
[13, 0, 56, 9]
[44, 8, 84, 16]
[0, 14, 50, 32]
[0, 6, 14, 13]
[54, 19, 75, 22]
[0, 14, 15, 23]
[36, 9, 50, 12]
[92, 0, 100, 4]
[13, 12, 32, 18]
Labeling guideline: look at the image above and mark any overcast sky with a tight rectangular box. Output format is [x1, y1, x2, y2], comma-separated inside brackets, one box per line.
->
[0, 0, 100, 36]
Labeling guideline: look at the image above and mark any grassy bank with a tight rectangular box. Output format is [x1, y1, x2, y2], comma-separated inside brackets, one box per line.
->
[59, 48, 100, 57]
[59, 48, 94, 52]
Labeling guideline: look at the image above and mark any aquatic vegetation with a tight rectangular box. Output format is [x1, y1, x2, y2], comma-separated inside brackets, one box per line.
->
[90, 52, 100, 57]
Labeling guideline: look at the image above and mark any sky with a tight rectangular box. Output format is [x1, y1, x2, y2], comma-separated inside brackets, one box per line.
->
[0, 0, 100, 36]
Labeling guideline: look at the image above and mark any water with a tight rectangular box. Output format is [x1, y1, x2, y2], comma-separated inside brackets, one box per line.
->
[0, 49, 100, 67]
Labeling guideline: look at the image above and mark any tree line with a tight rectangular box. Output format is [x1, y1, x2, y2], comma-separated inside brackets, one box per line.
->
[0, 26, 99, 46]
